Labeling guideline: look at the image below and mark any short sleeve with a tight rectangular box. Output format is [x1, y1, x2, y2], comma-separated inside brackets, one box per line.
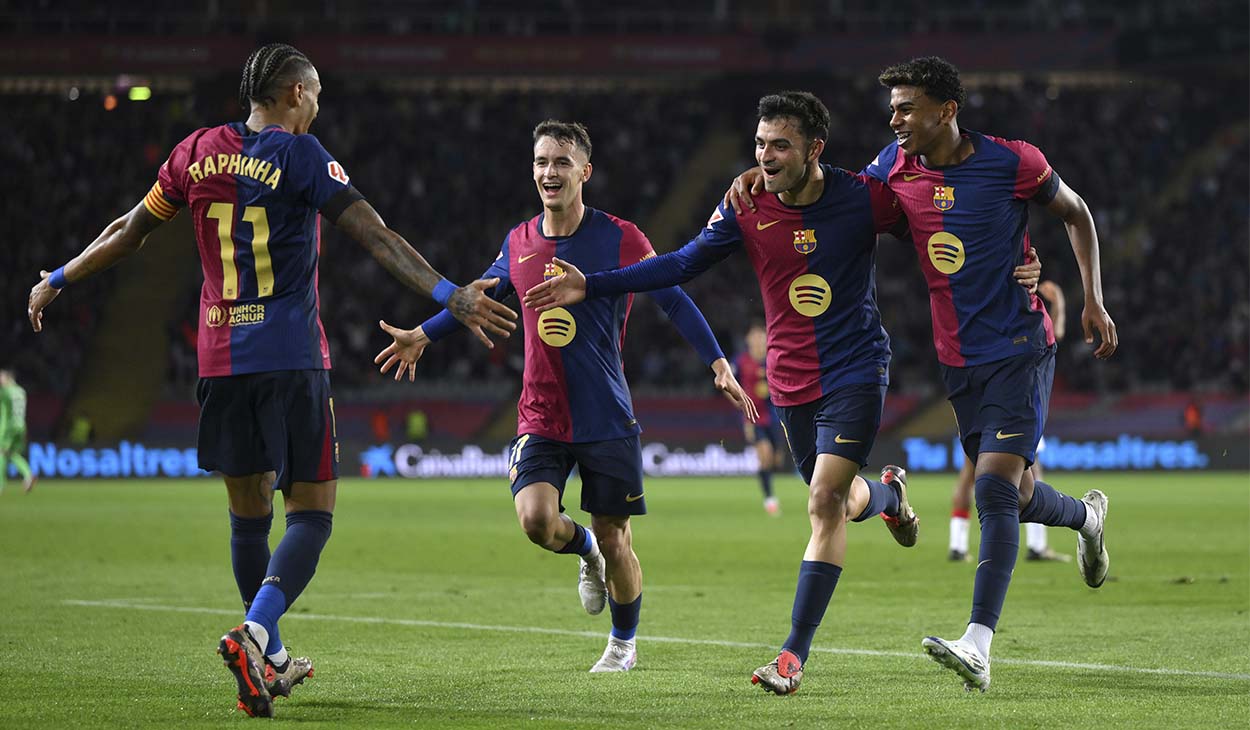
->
[482, 232, 515, 300]
[288, 134, 356, 211]
[1008, 140, 1061, 203]
[861, 141, 898, 183]
[146, 133, 196, 220]
[618, 221, 658, 266]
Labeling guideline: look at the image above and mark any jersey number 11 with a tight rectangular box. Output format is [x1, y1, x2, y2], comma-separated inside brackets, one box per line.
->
[207, 202, 273, 300]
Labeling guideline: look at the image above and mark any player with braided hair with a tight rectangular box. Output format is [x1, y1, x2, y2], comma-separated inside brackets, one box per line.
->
[26, 42, 516, 717]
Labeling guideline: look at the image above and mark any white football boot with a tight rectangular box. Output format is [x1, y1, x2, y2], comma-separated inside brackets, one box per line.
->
[1077, 489, 1110, 587]
[590, 637, 637, 672]
[922, 636, 991, 692]
[578, 552, 608, 615]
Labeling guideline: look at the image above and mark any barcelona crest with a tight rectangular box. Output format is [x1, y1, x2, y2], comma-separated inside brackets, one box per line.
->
[543, 262, 564, 280]
[933, 185, 955, 211]
[793, 228, 817, 254]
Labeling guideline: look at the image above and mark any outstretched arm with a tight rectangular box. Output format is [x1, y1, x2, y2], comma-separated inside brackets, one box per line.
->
[374, 249, 514, 380]
[1044, 182, 1117, 359]
[647, 286, 757, 423]
[523, 235, 731, 311]
[28, 201, 164, 332]
[335, 200, 517, 347]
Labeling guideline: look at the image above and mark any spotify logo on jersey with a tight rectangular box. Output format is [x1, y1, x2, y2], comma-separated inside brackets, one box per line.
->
[927, 232, 965, 274]
[538, 307, 577, 347]
[788, 274, 832, 317]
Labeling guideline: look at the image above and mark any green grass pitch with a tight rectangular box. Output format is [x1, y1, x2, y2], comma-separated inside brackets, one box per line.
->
[1, 472, 1246, 728]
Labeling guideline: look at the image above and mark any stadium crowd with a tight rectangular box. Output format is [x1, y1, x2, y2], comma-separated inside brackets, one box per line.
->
[3, 74, 1246, 410]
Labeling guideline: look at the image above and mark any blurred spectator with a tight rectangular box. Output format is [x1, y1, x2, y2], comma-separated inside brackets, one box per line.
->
[3, 74, 1245, 417]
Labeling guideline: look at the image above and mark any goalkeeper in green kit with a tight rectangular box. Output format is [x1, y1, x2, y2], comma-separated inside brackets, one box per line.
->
[0, 369, 35, 494]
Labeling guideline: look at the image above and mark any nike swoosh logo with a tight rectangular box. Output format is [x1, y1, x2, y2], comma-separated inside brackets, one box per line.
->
[517, 253, 539, 263]
[903, 173, 923, 181]
[833, 434, 861, 444]
[756, 220, 781, 230]
[977, 560, 991, 569]
[625, 493, 644, 503]
[995, 430, 1024, 440]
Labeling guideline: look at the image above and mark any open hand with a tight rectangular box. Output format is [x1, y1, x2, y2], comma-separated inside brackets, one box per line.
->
[374, 320, 430, 382]
[522, 258, 587, 311]
[447, 278, 517, 348]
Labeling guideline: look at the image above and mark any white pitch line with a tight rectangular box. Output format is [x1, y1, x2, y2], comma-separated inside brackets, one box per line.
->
[63, 599, 1250, 682]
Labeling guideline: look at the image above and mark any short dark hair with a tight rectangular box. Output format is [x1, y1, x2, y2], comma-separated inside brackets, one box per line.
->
[757, 91, 830, 142]
[878, 56, 968, 109]
[239, 43, 316, 111]
[533, 119, 592, 160]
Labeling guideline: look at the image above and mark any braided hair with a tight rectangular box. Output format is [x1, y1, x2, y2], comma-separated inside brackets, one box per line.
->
[238, 43, 314, 111]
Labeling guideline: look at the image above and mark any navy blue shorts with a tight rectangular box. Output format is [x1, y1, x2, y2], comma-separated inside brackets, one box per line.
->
[507, 433, 645, 516]
[196, 370, 339, 487]
[776, 383, 886, 483]
[941, 346, 1055, 467]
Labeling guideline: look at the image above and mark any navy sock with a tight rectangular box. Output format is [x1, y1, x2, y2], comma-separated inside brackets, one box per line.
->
[555, 521, 591, 556]
[229, 511, 272, 609]
[782, 560, 842, 665]
[759, 470, 774, 499]
[608, 594, 642, 641]
[245, 510, 334, 641]
[852, 479, 900, 522]
[970, 474, 1020, 630]
[1020, 480, 1087, 530]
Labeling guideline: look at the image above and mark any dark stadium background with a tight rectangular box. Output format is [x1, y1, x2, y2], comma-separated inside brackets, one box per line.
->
[2, 0, 1246, 477]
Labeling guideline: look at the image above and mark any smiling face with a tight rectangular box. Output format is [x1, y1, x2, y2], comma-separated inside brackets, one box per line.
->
[755, 116, 821, 195]
[532, 135, 591, 213]
[887, 85, 954, 158]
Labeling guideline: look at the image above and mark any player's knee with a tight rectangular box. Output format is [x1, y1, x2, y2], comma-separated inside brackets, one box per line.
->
[594, 525, 630, 560]
[517, 511, 557, 546]
[808, 483, 849, 522]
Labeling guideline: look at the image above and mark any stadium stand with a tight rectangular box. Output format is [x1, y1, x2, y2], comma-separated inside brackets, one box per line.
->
[1, 18, 1244, 445]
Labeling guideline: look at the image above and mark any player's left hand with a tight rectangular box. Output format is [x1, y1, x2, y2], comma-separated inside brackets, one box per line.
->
[724, 168, 766, 216]
[1013, 249, 1041, 294]
[374, 321, 430, 382]
[27, 270, 61, 332]
[1082, 303, 1118, 360]
[522, 258, 587, 311]
[712, 358, 758, 423]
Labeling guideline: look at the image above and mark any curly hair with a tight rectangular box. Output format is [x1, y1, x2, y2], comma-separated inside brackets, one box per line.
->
[878, 56, 968, 109]
[239, 43, 315, 111]
[757, 91, 830, 141]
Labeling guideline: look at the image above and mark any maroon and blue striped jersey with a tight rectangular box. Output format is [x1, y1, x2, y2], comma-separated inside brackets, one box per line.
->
[422, 208, 724, 443]
[585, 165, 902, 408]
[863, 130, 1058, 367]
[146, 123, 359, 377]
